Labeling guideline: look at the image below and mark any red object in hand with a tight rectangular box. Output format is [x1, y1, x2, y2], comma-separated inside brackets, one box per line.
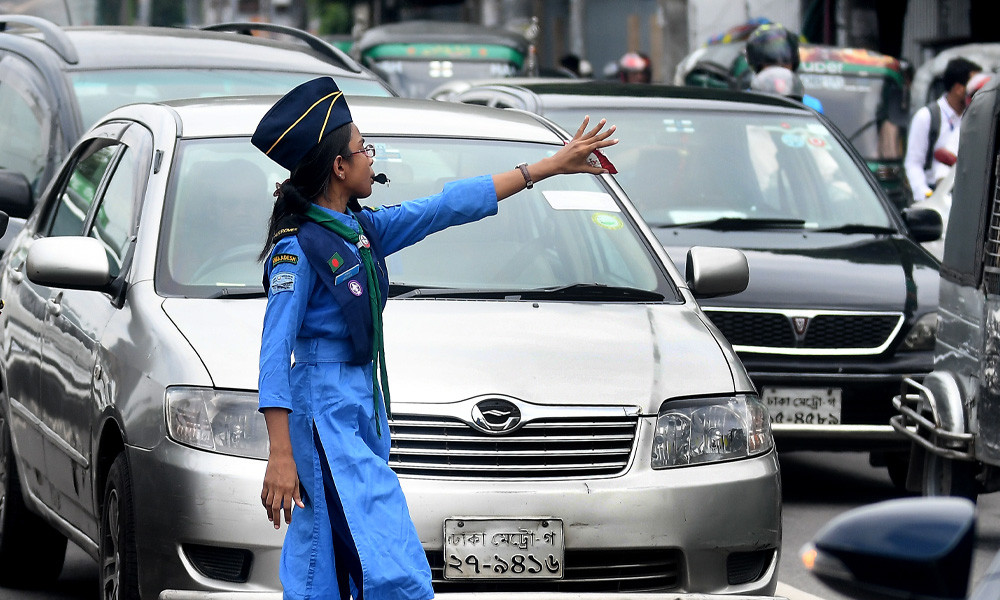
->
[933, 147, 957, 167]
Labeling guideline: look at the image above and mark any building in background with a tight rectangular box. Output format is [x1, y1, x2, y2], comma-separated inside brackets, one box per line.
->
[3, 1, 999, 84]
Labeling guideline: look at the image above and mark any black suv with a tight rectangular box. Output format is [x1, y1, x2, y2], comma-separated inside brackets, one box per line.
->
[450, 82, 943, 484]
[0, 15, 394, 248]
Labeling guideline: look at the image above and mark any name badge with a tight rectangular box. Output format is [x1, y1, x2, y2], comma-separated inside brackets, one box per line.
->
[335, 263, 360, 285]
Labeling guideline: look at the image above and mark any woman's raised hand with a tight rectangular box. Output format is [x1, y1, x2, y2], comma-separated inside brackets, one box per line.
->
[550, 116, 618, 175]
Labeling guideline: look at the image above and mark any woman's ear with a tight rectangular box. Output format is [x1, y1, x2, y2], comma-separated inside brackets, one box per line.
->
[332, 155, 346, 180]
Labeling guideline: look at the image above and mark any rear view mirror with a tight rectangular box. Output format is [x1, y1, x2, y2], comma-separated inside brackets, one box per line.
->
[802, 497, 975, 600]
[0, 169, 33, 219]
[904, 207, 943, 243]
[686, 246, 749, 298]
[26, 236, 111, 290]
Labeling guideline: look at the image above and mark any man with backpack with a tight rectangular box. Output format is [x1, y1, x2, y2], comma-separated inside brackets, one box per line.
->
[904, 57, 981, 202]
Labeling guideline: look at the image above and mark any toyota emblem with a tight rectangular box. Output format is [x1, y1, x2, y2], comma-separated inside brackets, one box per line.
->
[471, 398, 522, 434]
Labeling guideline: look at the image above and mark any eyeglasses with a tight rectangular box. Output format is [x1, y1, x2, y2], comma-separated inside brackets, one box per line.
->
[348, 144, 376, 159]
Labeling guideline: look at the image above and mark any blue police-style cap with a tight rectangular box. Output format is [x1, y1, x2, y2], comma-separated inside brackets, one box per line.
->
[252, 77, 353, 171]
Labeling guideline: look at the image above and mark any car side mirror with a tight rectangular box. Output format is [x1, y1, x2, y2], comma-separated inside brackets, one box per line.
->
[686, 246, 749, 298]
[802, 497, 975, 600]
[904, 207, 943, 243]
[26, 236, 111, 290]
[0, 169, 34, 219]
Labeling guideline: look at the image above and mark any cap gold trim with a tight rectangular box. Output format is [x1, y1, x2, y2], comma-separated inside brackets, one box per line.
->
[266, 90, 344, 156]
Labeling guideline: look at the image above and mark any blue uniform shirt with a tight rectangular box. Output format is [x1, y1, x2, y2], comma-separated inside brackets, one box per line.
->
[258, 174, 499, 412]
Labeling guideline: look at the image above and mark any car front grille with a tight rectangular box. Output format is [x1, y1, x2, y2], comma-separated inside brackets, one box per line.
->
[389, 414, 638, 479]
[427, 548, 683, 592]
[704, 309, 904, 355]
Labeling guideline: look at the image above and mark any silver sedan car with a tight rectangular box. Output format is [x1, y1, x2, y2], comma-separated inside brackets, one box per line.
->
[0, 95, 780, 599]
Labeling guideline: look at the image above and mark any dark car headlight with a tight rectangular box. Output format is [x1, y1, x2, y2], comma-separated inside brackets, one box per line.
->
[651, 394, 773, 469]
[900, 313, 938, 351]
[166, 387, 268, 459]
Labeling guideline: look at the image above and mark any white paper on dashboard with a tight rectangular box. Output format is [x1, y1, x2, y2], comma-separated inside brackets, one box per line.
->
[541, 191, 621, 212]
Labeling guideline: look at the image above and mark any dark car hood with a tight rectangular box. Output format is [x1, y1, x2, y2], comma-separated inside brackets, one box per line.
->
[657, 230, 940, 312]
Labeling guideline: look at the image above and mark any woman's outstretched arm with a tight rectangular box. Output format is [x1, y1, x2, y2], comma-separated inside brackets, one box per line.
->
[493, 116, 618, 201]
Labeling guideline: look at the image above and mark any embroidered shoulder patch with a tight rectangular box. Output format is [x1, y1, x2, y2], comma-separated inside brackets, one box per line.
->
[270, 272, 295, 294]
[272, 253, 298, 267]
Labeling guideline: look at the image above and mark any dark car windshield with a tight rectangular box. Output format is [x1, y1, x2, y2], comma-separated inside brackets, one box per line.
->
[544, 107, 893, 230]
[799, 74, 899, 160]
[70, 70, 391, 129]
[156, 137, 678, 302]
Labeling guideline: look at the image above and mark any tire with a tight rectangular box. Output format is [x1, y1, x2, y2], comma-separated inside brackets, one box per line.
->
[884, 451, 911, 491]
[922, 450, 980, 502]
[0, 415, 67, 587]
[100, 453, 139, 600]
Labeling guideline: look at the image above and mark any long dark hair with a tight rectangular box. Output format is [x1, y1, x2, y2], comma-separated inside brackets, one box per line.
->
[259, 122, 354, 261]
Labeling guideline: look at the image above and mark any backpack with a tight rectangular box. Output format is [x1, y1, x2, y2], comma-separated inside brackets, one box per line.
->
[924, 100, 941, 171]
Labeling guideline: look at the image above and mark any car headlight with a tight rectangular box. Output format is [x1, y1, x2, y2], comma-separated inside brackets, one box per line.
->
[166, 387, 268, 459]
[651, 394, 773, 469]
[900, 312, 938, 351]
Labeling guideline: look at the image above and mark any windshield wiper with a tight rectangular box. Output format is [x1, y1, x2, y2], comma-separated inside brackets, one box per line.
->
[812, 224, 897, 234]
[389, 285, 526, 299]
[389, 283, 664, 301]
[207, 288, 266, 299]
[656, 217, 806, 230]
[524, 283, 664, 301]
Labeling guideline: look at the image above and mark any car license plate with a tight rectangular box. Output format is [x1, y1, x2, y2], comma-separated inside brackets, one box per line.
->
[443, 518, 564, 580]
[761, 386, 842, 425]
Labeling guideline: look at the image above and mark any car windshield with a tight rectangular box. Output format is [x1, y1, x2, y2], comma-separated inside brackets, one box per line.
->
[799, 74, 897, 160]
[370, 59, 517, 98]
[156, 137, 678, 302]
[70, 70, 391, 129]
[544, 107, 893, 230]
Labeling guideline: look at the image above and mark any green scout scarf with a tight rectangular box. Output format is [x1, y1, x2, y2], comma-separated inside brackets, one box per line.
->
[304, 205, 390, 436]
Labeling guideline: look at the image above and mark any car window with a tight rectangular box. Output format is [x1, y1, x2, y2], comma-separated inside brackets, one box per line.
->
[155, 137, 679, 302]
[369, 60, 517, 98]
[70, 70, 391, 129]
[545, 107, 892, 229]
[88, 146, 140, 278]
[0, 56, 57, 195]
[46, 143, 119, 238]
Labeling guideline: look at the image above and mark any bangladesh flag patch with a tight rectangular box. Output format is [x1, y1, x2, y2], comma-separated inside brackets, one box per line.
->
[329, 252, 344, 272]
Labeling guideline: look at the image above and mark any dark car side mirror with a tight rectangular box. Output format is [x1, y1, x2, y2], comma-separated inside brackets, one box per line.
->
[802, 497, 975, 600]
[0, 169, 34, 219]
[904, 207, 943, 243]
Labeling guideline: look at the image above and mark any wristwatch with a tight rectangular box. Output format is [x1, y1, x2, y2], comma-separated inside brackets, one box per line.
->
[516, 162, 533, 189]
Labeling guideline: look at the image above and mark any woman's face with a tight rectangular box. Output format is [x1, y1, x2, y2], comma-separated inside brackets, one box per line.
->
[342, 123, 375, 199]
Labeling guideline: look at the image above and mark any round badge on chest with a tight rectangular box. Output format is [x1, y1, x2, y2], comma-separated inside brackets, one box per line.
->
[349, 280, 363, 296]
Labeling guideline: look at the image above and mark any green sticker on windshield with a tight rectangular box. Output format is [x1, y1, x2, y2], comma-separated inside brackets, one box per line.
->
[592, 213, 623, 230]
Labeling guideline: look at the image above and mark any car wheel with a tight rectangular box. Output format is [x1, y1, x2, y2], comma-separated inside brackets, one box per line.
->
[0, 415, 68, 587]
[922, 451, 979, 501]
[884, 451, 910, 490]
[100, 453, 139, 600]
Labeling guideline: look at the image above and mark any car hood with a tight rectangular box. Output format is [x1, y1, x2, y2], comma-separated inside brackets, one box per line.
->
[656, 230, 940, 312]
[161, 298, 736, 410]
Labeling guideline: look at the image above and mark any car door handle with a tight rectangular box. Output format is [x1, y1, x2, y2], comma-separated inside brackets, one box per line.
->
[46, 292, 63, 317]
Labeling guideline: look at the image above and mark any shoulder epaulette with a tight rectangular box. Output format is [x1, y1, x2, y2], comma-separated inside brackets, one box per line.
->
[271, 215, 300, 244]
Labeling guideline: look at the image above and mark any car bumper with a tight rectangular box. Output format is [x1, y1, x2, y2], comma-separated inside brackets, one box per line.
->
[742, 352, 932, 449]
[403, 420, 781, 596]
[132, 429, 780, 599]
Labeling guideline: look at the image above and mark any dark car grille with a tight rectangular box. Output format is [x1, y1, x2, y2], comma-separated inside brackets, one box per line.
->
[389, 415, 638, 479]
[704, 310, 903, 353]
[182, 544, 253, 583]
[427, 548, 683, 592]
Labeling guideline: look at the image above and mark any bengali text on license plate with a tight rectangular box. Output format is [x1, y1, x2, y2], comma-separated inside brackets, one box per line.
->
[761, 386, 842, 425]
[443, 518, 564, 580]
